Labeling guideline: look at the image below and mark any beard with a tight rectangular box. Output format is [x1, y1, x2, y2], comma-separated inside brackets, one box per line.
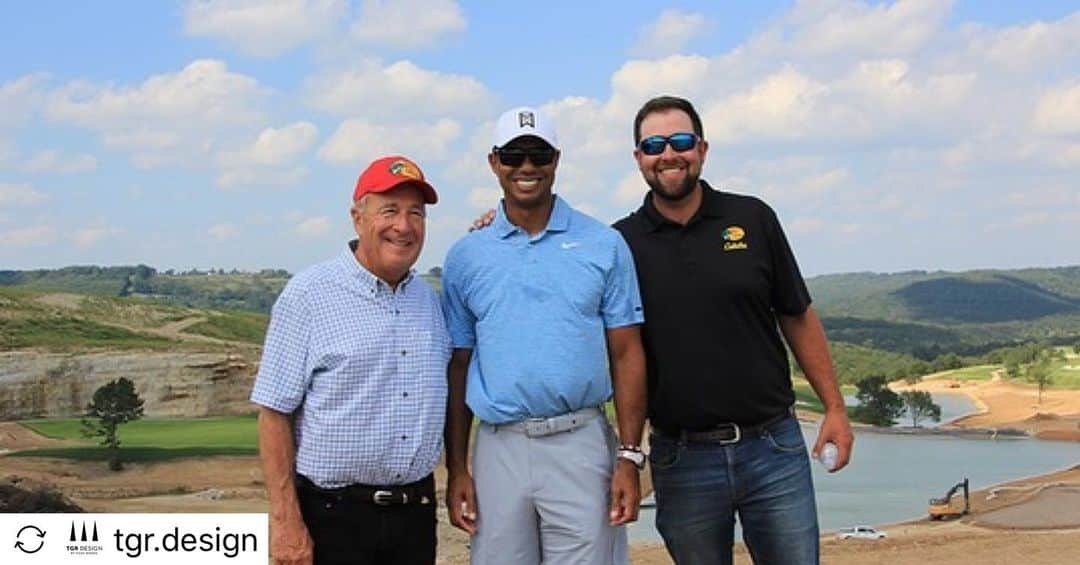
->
[647, 172, 698, 202]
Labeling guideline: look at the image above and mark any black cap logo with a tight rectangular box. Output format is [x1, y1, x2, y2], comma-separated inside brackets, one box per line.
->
[518, 111, 535, 128]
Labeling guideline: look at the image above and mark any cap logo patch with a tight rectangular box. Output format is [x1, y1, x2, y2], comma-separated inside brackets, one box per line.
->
[722, 226, 748, 251]
[518, 111, 535, 128]
[389, 159, 422, 180]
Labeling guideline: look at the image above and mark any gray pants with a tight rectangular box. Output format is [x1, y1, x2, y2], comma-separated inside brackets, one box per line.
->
[471, 413, 628, 565]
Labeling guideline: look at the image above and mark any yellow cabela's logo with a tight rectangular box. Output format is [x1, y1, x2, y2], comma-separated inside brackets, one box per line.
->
[722, 226, 748, 251]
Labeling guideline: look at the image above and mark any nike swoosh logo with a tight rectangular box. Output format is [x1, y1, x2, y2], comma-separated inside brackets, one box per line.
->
[561, 242, 580, 249]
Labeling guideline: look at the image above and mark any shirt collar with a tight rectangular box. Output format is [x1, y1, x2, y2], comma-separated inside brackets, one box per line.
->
[493, 194, 570, 239]
[640, 180, 723, 231]
[339, 240, 414, 292]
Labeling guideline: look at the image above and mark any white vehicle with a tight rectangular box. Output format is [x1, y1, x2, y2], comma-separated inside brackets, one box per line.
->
[836, 526, 887, 540]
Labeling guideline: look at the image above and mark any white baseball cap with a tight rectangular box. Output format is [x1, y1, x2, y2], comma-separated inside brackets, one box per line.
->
[493, 106, 559, 149]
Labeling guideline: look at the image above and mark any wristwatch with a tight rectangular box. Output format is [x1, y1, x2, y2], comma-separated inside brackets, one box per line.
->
[616, 445, 646, 470]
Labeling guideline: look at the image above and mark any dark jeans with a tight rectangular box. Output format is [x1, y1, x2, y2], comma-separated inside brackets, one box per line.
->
[297, 476, 437, 565]
[650, 414, 819, 565]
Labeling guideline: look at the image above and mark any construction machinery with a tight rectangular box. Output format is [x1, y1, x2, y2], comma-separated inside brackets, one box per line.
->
[928, 478, 970, 520]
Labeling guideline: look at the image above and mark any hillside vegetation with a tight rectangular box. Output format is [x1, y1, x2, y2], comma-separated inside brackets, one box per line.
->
[2, 264, 1077, 384]
[0, 287, 267, 352]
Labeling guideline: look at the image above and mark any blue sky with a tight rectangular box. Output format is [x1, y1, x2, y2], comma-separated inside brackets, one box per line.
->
[1, 0, 1077, 276]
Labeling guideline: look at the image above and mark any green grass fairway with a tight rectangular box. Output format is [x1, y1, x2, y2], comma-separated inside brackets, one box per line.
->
[941, 365, 999, 381]
[1048, 347, 1080, 389]
[15, 416, 258, 461]
[792, 381, 856, 414]
[8, 446, 256, 462]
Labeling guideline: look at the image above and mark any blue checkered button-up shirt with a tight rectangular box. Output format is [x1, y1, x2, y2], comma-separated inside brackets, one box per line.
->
[251, 242, 450, 488]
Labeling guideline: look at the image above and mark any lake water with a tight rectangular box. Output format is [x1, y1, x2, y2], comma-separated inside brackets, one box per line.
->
[843, 391, 977, 427]
[627, 393, 1080, 542]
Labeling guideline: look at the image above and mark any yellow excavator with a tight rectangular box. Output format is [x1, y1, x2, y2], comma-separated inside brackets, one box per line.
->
[928, 478, 970, 520]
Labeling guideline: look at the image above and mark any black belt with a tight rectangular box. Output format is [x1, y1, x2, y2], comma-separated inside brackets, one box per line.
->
[654, 408, 795, 445]
[296, 474, 434, 506]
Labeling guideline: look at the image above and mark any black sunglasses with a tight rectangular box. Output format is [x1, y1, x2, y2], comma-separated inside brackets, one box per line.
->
[493, 146, 557, 167]
[638, 133, 698, 156]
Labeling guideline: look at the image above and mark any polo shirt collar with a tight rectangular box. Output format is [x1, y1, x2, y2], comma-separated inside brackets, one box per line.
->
[640, 180, 724, 231]
[339, 240, 414, 292]
[493, 194, 570, 239]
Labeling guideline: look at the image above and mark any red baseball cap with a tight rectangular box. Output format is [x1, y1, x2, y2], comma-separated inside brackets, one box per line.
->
[353, 155, 438, 204]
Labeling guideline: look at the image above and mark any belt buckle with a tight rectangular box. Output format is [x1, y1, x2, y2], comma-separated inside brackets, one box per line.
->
[373, 490, 394, 505]
[524, 417, 551, 437]
[717, 423, 741, 445]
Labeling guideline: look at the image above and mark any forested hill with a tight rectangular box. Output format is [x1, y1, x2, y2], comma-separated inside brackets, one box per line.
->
[807, 266, 1080, 324]
[804, 266, 1080, 357]
[2, 264, 1077, 383]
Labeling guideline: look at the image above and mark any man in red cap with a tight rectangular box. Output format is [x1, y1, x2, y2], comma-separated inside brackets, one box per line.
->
[252, 155, 450, 565]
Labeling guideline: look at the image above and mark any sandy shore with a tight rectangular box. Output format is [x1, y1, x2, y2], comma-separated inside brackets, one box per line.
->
[2, 453, 1078, 564]
[3, 372, 1079, 564]
[891, 373, 1080, 441]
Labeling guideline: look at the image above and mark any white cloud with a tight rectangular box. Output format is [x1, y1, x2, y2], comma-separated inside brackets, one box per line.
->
[0, 224, 55, 247]
[971, 12, 1080, 71]
[0, 74, 47, 127]
[798, 168, 849, 194]
[788, 216, 824, 235]
[614, 171, 647, 206]
[208, 223, 240, 240]
[216, 122, 318, 188]
[295, 216, 332, 237]
[73, 223, 121, 248]
[318, 118, 461, 166]
[351, 0, 465, 49]
[21, 150, 98, 174]
[217, 166, 310, 189]
[0, 182, 47, 206]
[1032, 82, 1080, 136]
[783, 0, 952, 56]
[632, 10, 706, 56]
[306, 59, 491, 119]
[705, 67, 828, 143]
[183, 0, 346, 57]
[46, 60, 268, 169]
[608, 55, 711, 117]
[467, 187, 501, 210]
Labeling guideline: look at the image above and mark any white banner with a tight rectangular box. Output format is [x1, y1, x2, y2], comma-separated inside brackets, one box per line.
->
[1, 513, 267, 564]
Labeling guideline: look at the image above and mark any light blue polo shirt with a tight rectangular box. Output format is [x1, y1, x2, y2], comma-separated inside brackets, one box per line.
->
[442, 195, 644, 424]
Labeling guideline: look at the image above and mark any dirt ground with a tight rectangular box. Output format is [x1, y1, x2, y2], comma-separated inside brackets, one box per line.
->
[2, 450, 1079, 564]
[892, 377, 1080, 441]
[3, 375, 1079, 563]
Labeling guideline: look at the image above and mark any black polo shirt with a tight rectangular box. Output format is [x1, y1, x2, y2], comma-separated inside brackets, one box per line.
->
[613, 181, 811, 431]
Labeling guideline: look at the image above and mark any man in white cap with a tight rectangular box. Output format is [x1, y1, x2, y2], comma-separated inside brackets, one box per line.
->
[442, 107, 648, 564]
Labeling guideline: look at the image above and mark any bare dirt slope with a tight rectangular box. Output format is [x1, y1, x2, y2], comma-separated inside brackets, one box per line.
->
[894, 378, 1080, 441]
[3, 449, 1079, 564]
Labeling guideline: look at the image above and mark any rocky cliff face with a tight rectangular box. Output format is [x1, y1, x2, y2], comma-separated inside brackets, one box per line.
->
[0, 351, 257, 419]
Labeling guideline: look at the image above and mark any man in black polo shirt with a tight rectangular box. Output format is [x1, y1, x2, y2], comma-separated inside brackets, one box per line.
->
[613, 96, 853, 565]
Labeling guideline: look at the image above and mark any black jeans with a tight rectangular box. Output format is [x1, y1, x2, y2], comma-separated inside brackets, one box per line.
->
[297, 476, 437, 565]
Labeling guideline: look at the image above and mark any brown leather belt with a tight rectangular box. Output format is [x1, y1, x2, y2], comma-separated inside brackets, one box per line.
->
[654, 408, 795, 445]
[297, 474, 434, 506]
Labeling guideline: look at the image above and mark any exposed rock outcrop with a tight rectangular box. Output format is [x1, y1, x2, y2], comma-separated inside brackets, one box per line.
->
[0, 351, 257, 420]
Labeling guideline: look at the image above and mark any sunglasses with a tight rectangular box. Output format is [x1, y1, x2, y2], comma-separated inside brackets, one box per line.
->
[493, 146, 557, 167]
[638, 133, 698, 156]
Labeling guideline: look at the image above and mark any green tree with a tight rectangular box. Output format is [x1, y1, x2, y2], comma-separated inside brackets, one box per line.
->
[1026, 357, 1053, 404]
[900, 390, 942, 428]
[932, 352, 963, 372]
[851, 375, 904, 427]
[81, 377, 145, 471]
